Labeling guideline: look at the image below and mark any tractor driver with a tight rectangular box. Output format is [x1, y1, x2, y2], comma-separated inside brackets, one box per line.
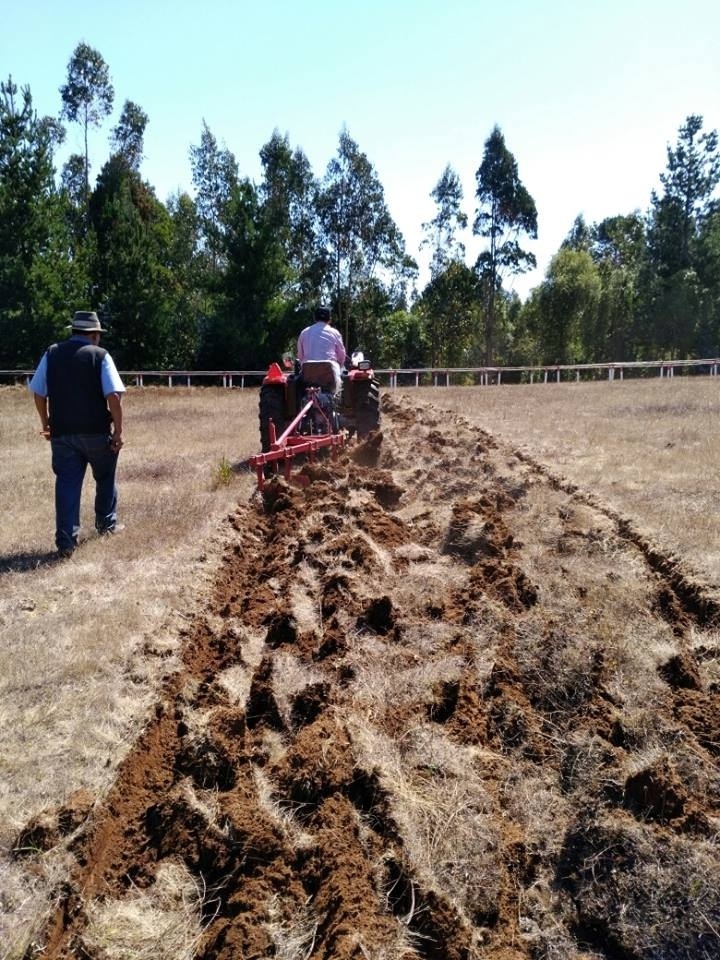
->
[297, 305, 346, 394]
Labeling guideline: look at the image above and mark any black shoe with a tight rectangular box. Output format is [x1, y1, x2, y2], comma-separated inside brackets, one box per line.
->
[57, 547, 75, 558]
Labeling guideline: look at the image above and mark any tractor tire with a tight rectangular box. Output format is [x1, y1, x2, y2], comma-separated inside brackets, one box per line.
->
[355, 378, 381, 438]
[259, 384, 287, 452]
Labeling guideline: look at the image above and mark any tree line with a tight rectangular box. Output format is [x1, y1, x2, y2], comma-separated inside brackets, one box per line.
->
[1, 42, 719, 373]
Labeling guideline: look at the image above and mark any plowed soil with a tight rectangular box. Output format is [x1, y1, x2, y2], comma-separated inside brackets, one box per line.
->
[16, 396, 720, 959]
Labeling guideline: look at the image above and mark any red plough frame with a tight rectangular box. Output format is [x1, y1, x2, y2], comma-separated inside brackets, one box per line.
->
[248, 389, 347, 491]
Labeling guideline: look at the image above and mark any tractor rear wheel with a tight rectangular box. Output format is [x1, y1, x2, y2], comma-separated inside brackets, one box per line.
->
[355, 378, 381, 438]
[259, 385, 287, 452]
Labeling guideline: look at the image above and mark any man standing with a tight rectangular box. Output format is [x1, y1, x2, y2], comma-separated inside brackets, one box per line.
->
[297, 305, 346, 393]
[29, 311, 125, 557]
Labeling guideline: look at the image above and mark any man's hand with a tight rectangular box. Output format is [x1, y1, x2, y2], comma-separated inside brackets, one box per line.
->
[107, 393, 123, 452]
[33, 393, 50, 440]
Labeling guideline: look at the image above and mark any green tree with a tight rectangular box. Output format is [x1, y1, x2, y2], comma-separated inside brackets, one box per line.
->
[536, 247, 600, 364]
[190, 121, 238, 274]
[259, 130, 320, 303]
[201, 178, 289, 368]
[563, 214, 592, 253]
[316, 128, 409, 346]
[591, 214, 646, 360]
[89, 156, 177, 367]
[110, 100, 148, 171]
[0, 77, 76, 366]
[421, 164, 467, 278]
[643, 115, 720, 356]
[417, 261, 479, 366]
[165, 191, 203, 366]
[59, 42, 114, 216]
[650, 115, 719, 274]
[694, 209, 720, 353]
[474, 125, 538, 365]
[376, 308, 427, 368]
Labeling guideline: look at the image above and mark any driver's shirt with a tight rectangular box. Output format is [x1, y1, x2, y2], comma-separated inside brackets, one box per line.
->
[297, 321, 346, 366]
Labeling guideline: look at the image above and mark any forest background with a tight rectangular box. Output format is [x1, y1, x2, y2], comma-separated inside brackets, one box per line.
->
[2, 31, 720, 375]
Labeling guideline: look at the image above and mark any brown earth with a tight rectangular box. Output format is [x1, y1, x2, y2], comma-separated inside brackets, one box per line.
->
[14, 395, 720, 959]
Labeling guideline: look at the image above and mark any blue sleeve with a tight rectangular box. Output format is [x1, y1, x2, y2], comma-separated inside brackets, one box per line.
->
[101, 354, 126, 396]
[28, 353, 48, 396]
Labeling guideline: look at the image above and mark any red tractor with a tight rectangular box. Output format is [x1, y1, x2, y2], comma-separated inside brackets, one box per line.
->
[248, 351, 380, 489]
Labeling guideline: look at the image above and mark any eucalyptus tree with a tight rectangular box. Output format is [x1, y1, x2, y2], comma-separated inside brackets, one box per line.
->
[316, 128, 408, 346]
[474, 125, 537, 364]
[189, 121, 239, 274]
[421, 164, 468, 277]
[562, 214, 592, 253]
[59, 42, 114, 215]
[110, 100, 148, 171]
[259, 129, 321, 308]
[165, 191, 203, 365]
[202, 177, 289, 368]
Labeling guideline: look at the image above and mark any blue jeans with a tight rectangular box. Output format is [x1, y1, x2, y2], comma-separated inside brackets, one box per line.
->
[51, 434, 119, 551]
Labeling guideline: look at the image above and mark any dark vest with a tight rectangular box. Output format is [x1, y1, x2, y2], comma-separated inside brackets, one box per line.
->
[46, 340, 112, 436]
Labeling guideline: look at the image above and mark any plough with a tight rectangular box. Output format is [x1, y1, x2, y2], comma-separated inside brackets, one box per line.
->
[248, 387, 347, 490]
[248, 353, 381, 491]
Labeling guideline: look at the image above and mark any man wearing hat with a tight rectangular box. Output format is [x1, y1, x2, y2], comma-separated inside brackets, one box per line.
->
[29, 311, 126, 557]
[297, 305, 346, 394]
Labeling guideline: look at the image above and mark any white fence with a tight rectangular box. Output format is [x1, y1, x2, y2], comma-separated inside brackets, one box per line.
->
[3, 358, 720, 388]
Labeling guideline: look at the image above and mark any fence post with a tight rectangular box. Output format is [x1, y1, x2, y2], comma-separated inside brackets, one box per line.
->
[415, 372, 419, 387]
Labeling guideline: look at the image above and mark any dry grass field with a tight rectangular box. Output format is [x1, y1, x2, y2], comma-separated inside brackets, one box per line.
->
[0, 386, 257, 954]
[432, 377, 720, 587]
[1, 377, 719, 959]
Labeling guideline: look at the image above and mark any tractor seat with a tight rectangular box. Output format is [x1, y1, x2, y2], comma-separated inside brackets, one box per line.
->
[301, 361, 337, 388]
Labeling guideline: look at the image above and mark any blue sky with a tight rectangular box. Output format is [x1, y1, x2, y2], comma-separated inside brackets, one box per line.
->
[3, 0, 719, 298]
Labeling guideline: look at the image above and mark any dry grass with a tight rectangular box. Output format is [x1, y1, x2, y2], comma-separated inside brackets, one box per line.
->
[3, 375, 720, 957]
[81, 861, 205, 960]
[418, 376, 720, 586]
[0, 384, 259, 956]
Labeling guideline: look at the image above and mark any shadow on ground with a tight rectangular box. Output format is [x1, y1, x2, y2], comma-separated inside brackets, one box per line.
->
[0, 549, 65, 574]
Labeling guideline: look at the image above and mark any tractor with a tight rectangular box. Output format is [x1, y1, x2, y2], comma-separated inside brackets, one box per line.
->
[248, 351, 381, 489]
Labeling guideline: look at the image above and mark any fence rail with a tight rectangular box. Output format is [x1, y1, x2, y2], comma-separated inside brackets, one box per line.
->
[3, 358, 720, 388]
